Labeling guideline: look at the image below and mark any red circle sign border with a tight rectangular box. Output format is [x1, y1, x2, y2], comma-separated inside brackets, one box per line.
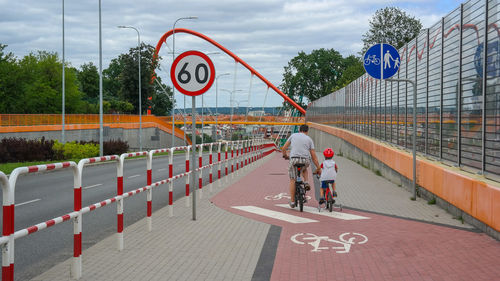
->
[170, 50, 216, 97]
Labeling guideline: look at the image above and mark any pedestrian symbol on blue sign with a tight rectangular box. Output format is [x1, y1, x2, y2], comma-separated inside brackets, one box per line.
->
[363, 43, 400, 80]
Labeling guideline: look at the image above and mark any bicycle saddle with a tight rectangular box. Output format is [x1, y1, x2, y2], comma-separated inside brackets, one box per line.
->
[294, 163, 305, 168]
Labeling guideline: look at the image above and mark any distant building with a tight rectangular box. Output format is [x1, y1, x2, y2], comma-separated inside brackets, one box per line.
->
[248, 110, 265, 117]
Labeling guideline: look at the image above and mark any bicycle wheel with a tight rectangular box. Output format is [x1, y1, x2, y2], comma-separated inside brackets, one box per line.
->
[299, 196, 304, 212]
[327, 192, 333, 212]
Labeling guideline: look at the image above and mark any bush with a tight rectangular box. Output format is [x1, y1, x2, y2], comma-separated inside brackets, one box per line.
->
[0, 137, 55, 163]
[52, 141, 99, 160]
[103, 139, 129, 155]
[0, 137, 129, 163]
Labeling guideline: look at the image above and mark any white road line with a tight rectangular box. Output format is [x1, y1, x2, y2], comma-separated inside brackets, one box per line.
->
[128, 174, 141, 179]
[158, 168, 167, 172]
[232, 206, 318, 224]
[84, 183, 103, 190]
[15, 198, 41, 207]
[276, 204, 370, 220]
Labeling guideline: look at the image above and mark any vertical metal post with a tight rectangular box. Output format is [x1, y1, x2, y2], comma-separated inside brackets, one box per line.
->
[440, 17, 445, 160]
[457, 4, 464, 167]
[138, 30, 142, 152]
[412, 81, 417, 199]
[481, 0, 489, 174]
[415, 35, 418, 152]
[390, 78, 393, 143]
[426, 28, 430, 155]
[191, 96, 197, 220]
[98, 0, 103, 157]
[397, 57, 400, 146]
[384, 80, 387, 141]
[62, 0, 65, 144]
[405, 43, 409, 149]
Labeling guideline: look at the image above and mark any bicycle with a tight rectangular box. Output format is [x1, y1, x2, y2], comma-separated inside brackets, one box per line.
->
[364, 54, 380, 66]
[314, 173, 342, 212]
[293, 163, 308, 212]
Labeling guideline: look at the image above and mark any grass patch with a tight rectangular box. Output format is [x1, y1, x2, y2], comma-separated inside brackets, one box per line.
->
[0, 159, 79, 174]
[427, 197, 436, 205]
[454, 215, 464, 224]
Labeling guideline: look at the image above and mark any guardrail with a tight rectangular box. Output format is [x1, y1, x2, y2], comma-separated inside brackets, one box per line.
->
[0, 139, 276, 280]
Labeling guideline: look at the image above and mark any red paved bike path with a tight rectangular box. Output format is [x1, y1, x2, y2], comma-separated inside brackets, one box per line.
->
[211, 153, 500, 281]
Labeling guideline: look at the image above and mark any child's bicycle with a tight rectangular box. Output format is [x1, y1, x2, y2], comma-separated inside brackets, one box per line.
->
[314, 173, 342, 212]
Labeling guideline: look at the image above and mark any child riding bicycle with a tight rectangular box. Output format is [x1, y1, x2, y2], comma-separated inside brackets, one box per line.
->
[318, 148, 338, 204]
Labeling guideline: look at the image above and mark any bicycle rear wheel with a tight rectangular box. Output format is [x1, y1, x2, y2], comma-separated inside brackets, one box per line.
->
[327, 192, 333, 212]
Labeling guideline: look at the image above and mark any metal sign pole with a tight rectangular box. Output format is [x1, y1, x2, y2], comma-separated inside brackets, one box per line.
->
[387, 78, 417, 199]
[191, 96, 197, 220]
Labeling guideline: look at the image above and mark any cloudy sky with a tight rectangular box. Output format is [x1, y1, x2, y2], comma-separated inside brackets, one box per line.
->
[0, 0, 463, 110]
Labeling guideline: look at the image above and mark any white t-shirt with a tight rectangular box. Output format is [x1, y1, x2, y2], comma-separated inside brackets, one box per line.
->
[320, 159, 337, 181]
[287, 132, 315, 158]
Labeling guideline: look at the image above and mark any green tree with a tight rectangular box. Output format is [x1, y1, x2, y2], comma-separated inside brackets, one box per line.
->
[280, 48, 354, 109]
[5, 51, 82, 113]
[104, 43, 173, 115]
[334, 56, 365, 90]
[77, 62, 99, 102]
[361, 7, 422, 54]
[0, 44, 21, 113]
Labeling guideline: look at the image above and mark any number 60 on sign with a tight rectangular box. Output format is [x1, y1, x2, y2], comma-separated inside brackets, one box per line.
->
[170, 50, 216, 96]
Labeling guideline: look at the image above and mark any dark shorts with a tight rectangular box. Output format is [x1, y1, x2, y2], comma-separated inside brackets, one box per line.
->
[321, 180, 335, 189]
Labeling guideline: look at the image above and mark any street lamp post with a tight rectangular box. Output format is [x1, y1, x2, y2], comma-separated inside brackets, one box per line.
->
[173, 16, 197, 146]
[215, 73, 230, 141]
[118, 25, 142, 151]
[98, 0, 103, 156]
[62, 0, 65, 144]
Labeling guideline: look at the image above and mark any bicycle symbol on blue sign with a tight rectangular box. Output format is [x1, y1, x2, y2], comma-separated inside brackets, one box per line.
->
[363, 43, 400, 80]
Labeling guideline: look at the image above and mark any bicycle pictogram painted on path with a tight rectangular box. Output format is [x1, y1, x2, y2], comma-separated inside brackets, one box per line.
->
[264, 192, 312, 201]
[291, 232, 368, 253]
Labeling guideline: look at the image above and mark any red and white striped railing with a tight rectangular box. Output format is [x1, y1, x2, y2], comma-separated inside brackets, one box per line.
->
[0, 139, 276, 280]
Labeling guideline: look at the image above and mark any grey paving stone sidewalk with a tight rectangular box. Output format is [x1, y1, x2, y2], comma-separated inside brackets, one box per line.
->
[31, 157, 275, 281]
[313, 153, 475, 229]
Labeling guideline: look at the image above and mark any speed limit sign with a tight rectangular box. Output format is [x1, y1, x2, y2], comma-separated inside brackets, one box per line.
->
[170, 50, 216, 96]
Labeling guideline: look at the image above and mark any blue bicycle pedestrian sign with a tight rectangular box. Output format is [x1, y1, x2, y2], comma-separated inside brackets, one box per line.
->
[363, 43, 400, 80]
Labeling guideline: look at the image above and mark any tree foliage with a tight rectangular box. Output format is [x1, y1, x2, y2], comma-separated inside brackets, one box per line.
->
[280, 48, 362, 109]
[105, 43, 172, 115]
[0, 43, 172, 115]
[361, 7, 422, 54]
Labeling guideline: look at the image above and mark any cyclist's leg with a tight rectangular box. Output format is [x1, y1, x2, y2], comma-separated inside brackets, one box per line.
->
[289, 178, 296, 202]
[288, 159, 297, 206]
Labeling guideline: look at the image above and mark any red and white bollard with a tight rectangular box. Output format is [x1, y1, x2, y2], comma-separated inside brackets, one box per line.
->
[147, 149, 168, 230]
[185, 146, 191, 207]
[118, 151, 148, 251]
[217, 142, 222, 189]
[231, 142, 235, 179]
[169, 148, 174, 217]
[225, 142, 229, 184]
[1, 172, 13, 281]
[209, 143, 213, 192]
[198, 144, 203, 199]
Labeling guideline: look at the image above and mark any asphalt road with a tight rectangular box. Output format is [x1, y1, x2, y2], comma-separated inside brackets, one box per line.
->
[0, 152, 229, 281]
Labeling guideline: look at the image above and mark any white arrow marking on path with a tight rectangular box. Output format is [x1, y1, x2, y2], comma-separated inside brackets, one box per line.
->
[275, 204, 370, 221]
[232, 206, 318, 224]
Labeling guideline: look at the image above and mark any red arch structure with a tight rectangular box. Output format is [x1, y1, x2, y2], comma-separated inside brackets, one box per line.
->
[151, 28, 306, 115]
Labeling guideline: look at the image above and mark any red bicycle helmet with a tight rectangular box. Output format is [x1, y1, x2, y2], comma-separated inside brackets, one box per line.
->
[323, 148, 334, 158]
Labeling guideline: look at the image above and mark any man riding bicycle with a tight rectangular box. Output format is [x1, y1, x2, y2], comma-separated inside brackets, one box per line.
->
[282, 124, 321, 208]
